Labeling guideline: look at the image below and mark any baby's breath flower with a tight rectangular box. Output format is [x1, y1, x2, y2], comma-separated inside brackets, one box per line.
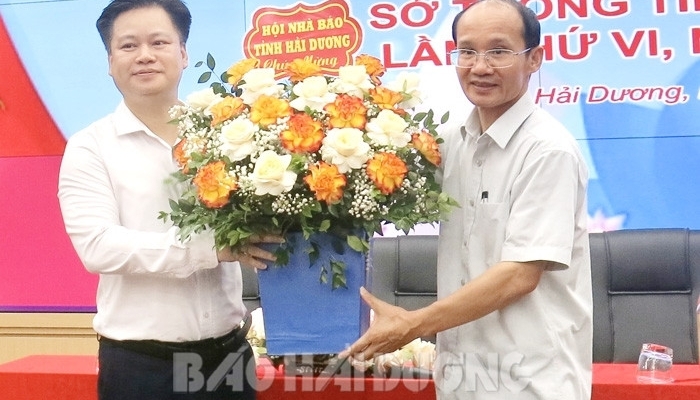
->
[272, 192, 312, 216]
[163, 54, 456, 262]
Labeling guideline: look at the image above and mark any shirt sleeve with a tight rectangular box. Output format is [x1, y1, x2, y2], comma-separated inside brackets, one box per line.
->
[501, 147, 583, 270]
[57, 129, 220, 278]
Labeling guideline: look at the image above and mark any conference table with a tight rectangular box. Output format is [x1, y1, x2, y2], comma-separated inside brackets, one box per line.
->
[1, 355, 700, 399]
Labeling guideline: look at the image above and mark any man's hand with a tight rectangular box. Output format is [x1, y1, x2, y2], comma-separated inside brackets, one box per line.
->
[217, 234, 285, 270]
[339, 287, 419, 361]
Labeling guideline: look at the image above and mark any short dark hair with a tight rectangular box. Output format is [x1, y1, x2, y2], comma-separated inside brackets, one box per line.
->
[96, 0, 192, 52]
[451, 0, 540, 49]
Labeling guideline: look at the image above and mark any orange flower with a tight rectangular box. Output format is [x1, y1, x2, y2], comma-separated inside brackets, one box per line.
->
[412, 130, 442, 166]
[324, 94, 367, 129]
[226, 58, 259, 85]
[280, 113, 324, 153]
[304, 162, 347, 204]
[369, 87, 405, 112]
[366, 152, 408, 195]
[285, 58, 322, 83]
[193, 161, 237, 208]
[250, 95, 291, 127]
[355, 54, 385, 85]
[173, 138, 190, 172]
[210, 96, 246, 126]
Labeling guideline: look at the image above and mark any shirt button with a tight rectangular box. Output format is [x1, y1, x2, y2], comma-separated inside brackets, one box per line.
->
[469, 199, 475, 207]
[476, 160, 483, 166]
[204, 313, 210, 318]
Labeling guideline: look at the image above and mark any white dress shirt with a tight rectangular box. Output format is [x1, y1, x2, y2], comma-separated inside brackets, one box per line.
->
[435, 95, 592, 399]
[58, 101, 246, 342]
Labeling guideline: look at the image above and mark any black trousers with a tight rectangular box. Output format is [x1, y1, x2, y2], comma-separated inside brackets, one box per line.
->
[97, 338, 257, 400]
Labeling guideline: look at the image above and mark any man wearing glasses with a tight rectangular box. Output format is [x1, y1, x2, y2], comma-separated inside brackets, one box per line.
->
[341, 1, 592, 399]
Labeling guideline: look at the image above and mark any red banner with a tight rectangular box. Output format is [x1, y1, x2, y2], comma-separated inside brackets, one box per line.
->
[243, 0, 362, 77]
[0, 15, 65, 157]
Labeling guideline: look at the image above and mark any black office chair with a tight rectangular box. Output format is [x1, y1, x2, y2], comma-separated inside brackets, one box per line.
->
[368, 235, 438, 342]
[590, 228, 700, 363]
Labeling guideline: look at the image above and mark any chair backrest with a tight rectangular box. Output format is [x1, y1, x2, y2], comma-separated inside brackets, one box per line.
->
[368, 235, 438, 342]
[241, 265, 261, 311]
[369, 235, 438, 310]
[590, 228, 700, 363]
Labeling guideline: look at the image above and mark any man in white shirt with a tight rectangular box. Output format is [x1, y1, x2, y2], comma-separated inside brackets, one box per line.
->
[341, 1, 592, 398]
[58, 1, 279, 398]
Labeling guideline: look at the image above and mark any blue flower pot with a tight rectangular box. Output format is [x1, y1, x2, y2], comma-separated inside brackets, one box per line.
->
[257, 231, 371, 355]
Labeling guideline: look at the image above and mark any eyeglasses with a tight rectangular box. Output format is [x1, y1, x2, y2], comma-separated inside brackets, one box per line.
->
[447, 48, 532, 69]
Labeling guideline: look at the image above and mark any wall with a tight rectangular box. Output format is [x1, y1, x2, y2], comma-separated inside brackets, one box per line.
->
[0, 313, 96, 364]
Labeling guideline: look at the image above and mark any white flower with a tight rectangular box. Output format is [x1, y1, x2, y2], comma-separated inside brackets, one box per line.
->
[185, 87, 224, 110]
[249, 307, 265, 340]
[320, 127, 371, 173]
[246, 307, 266, 365]
[385, 71, 423, 108]
[250, 150, 297, 196]
[328, 65, 374, 97]
[219, 117, 256, 161]
[289, 76, 337, 112]
[365, 109, 411, 147]
[239, 68, 284, 105]
[402, 338, 436, 370]
[372, 350, 405, 375]
[182, 135, 208, 156]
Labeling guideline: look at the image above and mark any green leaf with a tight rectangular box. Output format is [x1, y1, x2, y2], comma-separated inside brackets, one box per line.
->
[441, 111, 450, 124]
[169, 199, 181, 213]
[194, 61, 204, 68]
[198, 71, 212, 83]
[308, 242, 320, 265]
[206, 53, 216, 70]
[319, 266, 328, 284]
[330, 236, 346, 255]
[327, 204, 340, 218]
[211, 82, 226, 95]
[346, 235, 365, 252]
[330, 260, 347, 290]
[274, 247, 290, 266]
[157, 211, 169, 222]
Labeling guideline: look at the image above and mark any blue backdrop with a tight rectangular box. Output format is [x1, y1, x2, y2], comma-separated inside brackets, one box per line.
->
[1, 0, 699, 230]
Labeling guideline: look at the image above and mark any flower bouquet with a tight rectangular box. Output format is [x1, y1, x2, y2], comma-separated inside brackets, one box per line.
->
[161, 54, 456, 286]
[161, 54, 456, 357]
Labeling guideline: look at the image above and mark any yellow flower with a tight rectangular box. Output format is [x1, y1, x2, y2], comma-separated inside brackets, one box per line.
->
[304, 162, 347, 204]
[193, 161, 237, 208]
[355, 54, 385, 85]
[250, 95, 291, 127]
[210, 96, 246, 126]
[173, 138, 190, 172]
[366, 152, 407, 195]
[285, 58, 322, 83]
[280, 113, 324, 153]
[226, 58, 259, 85]
[324, 94, 367, 129]
[369, 86, 405, 112]
[412, 130, 442, 166]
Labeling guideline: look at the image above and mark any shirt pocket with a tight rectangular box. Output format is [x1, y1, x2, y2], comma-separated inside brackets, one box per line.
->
[471, 201, 509, 267]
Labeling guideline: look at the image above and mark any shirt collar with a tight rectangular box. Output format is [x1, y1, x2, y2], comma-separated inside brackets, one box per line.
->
[113, 101, 153, 137]
[461, 95, 537, 149]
